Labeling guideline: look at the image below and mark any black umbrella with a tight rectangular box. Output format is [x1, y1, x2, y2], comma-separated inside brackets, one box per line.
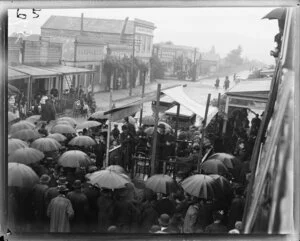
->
[8, 84, 20, 95]
[262, 7, 286, 20]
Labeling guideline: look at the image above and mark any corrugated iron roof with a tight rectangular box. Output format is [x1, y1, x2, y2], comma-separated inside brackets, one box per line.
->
[8, 67, 30, 80]
[38, 65, 95, 74]
[42, 15, 135, 35]
[10, 65, 60, 77]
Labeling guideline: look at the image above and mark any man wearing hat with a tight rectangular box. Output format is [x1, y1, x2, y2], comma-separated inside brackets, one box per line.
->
[45, 176, 68, 208]
[204, 210, 228, 233]
[32, 174, 51, 229]
[67, 180, 89, 232]
[155, 213, 176, 234]
[155, 123, 167, 173]
[47, 185, 74, 232]
[112, 124, 120, 140]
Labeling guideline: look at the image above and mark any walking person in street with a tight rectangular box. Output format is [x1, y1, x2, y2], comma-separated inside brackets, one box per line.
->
[224, 76, 230, 90]
[47, 185, 74, 233]
[215, 77, 220, 89]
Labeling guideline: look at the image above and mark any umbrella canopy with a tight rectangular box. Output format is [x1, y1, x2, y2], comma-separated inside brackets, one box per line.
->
[126, 116, 136, 125]
[90, 111, 109, 120]
[57, 117, 77, 126]
[31, 137, 61, 152]
[106, 165, 126, 174]
[51, 124, 76, 134]
[209, 174, 233, 197]
[8, 138, 28, 155]
[208, 153, 241, 169]
[158, 121, 172, 130]
[77, 120, 101, 129]
[10, 121, 35, 134]
[55, 120, 73, 127]
[145, 174, 175, 194]
[142, 115, 155, 125]
[181, 174, 216, 199]
[144, 126, 171, 136]
[26, 115, 41, 123]
[8, 112, 18, 123]
[201, 159, 229, 175]
[11, 129, 41, 141]
[58, 150, 93, 168]
[8, 84, 20, 95]
[8, 162, 39, 188]
[68, 136, 96, 147]
[47, 133, 67, 142]
[88, 169, 130, 189]
[8, 147, 45, 165]
[262, 7, 286, 20]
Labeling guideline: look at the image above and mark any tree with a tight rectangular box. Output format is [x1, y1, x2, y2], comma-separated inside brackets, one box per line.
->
[224, 45, 244, 66]
[150, 55, 165, 81]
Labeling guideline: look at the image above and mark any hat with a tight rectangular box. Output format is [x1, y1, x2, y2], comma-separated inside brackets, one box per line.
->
[158, 213, 170, 227]
[40, 174, 51, 184]
[72, 180, 82, 189]
[107, 225, 117, 233]
[88, 165, 97, 173]
[57, 185, 69, 193]
[149, 225, 161, 233]
[235, 221, 242, 231]
[57, 176, 68, 185]
[193, 143, 200, 150]
[158, 123, 165, 129]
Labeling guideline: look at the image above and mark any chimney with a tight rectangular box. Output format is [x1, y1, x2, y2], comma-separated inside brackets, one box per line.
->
[81, 13, 84, 35]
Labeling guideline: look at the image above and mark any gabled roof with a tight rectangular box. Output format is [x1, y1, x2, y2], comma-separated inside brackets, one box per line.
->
[42, 15, 136, 34]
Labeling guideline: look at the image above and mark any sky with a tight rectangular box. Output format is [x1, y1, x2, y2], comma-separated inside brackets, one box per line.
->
[8, 8, 279, 65]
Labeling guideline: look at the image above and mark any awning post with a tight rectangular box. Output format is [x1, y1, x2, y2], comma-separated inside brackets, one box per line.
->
[151, 84, 161, 176]
[222, 95, 230, 135]
[174, 103, 180, 140]
[139, 71, 146, 127]
[105, 79, 113, 168]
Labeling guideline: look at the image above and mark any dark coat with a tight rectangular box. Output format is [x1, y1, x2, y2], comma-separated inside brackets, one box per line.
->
[32, 183, 49, 221]
[97, 195, 115, 232]
[205, 222, 228, 233]
[140, 201, 159, 232]
[227, 196, 245, 229]
[154, 198, 176, 216]
[94, 141, 106, 168]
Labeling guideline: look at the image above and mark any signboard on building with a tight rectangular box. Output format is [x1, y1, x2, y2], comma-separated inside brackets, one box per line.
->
[135, 26, 154, 36]
[76, 45, 104, 62]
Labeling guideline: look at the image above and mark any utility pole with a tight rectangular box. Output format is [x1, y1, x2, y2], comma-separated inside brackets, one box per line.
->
[129, 21, 136, 96]
[193, 48, 197, 81]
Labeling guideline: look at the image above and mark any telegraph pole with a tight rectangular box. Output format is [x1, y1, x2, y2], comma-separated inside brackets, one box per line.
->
[129, 22, 136, 96]
[193, 48, 197, 81]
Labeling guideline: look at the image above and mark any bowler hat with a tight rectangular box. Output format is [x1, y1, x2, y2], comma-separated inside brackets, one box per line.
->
[72, 180, 82, 189]
[88, 165, 97, 173]
[57, 176, 68, 185]
[57, 185, 69, 193]
[158, 213, 170, 227]
[158, 123, 165, 129]
[40, 174, 51, 184]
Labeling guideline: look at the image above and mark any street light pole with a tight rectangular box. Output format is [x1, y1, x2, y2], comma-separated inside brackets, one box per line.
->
[129, 22, 136, 97]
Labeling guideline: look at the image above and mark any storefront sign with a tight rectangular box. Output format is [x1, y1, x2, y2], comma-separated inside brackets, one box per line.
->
[76, 45, 104, 62]
[135, 26, 153, 36]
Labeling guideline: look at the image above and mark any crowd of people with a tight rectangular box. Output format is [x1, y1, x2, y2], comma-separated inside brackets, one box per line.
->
[8, 102, 262, 234]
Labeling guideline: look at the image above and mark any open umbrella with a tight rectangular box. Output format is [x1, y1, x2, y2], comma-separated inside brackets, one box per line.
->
[208, 153, 241, 169]
[145, 174, 175, 194]
[31, 137, 61, 152]
[209, 174, 233, 197]
[8, 84, 20, 95]
[88, 169, 130, 189]
[68, 136, 96, 147]
[142, 115, 155, 126]
[26, 115, 41, 123]
[57, 117, 77, 126]
[10, 121, 35, 134]
[8, 112, 18, 123]
[8, 147, 44, 165]
[158, 121, 172, 130]
[58, 150, 93, 168]
[262, 7, 286, 20]
[181, 174, 216, 199]
[55, 120, 73, 127]
[8, 162, 39, 188]
[48, 133, 67, 142]
[90, 111, 109, 120]
[51, 124, 76, 134]
[106, 165, 126, 174]
[8, 138, 28, 155]
[144, 126, 171, 136]
[77, 121, 101, 129]
[201, 159, 229, 176]
[11, 129, 41, 141]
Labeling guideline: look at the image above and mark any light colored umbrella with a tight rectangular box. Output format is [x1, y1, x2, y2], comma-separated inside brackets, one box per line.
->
[8, 147, 44, 165]
[90, 111, 109, 119]
[208, 153, 241, 169]
[144, 126, 171, 136]
[58, 150, 93, 168]
[141, 115, 155, 126]
[8, 162, 39, 188]
[88, 169, 130, 189]
[77, 121, 101, 129]
[48, 133, 67, 142]
[10, 121, 35, 134]
[201, 159, 229, 176]
[8, 138, 28, 155]
[158, 121, 172, 130]
[106, 165, 126, 174]
[8, 112, 18, 122]
[31, 137, 61, 152]
[123, 116, 136, 125]
[26, 115, 41, 123]
[68, 136, 96, 147]
[51, 124, 76, 134]
[57, 117, 77, 126]
[55, 120, 73, 127]
[10, 129, 41, 141]
[145, 174, 175, 194]
[181, 174, 216, 199]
